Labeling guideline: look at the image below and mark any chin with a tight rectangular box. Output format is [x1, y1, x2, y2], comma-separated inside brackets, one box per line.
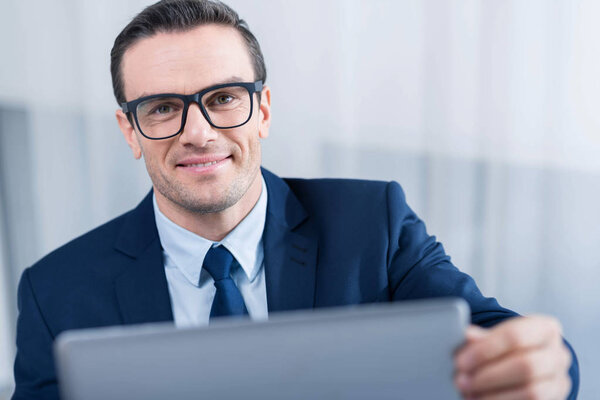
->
[176, 192, 239, 214]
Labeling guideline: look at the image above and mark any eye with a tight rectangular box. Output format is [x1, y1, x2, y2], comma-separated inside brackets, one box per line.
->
[215, 94, 233, 105]
[154, 104, 173, 114]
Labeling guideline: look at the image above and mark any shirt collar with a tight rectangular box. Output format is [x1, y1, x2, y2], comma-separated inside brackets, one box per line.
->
[153, 175, 268, 286]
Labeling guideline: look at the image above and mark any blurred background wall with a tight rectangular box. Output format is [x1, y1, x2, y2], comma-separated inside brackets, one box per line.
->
[1, 0, 599, 398]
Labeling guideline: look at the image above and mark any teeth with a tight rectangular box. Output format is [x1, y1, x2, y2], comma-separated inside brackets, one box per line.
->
[188, 161, 218, 167]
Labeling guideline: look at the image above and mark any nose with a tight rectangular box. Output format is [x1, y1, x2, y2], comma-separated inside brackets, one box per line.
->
[178, 102, 218, 147]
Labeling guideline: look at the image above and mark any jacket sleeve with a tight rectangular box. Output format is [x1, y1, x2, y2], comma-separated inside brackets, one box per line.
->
[12, 268, 60, 400]
[385, 181, 579, 399]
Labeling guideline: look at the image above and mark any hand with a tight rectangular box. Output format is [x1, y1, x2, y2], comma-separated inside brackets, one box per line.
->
[454, 315, 572, 400]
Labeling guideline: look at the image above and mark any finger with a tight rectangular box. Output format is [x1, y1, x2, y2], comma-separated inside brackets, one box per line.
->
[455, 316, 562, 373]
[471, 373, 572, 400]
[465, 325, 488, 342]
[458, 342, 571, 394]
[454, 325, 489, 358]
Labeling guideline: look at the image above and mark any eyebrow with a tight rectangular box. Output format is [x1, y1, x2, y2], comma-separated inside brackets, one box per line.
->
[135, 76, 248, 99]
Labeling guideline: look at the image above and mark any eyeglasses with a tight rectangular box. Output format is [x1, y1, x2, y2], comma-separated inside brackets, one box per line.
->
[121, 80, 263, 140]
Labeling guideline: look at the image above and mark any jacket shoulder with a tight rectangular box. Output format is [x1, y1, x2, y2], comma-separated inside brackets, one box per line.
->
[26, 208, 134, 279]
[282, 176, 407, 211]
[283, 176, 391, 191]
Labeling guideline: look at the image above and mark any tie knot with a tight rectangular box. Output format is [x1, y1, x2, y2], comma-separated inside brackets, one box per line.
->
[202, 245, 234, 281]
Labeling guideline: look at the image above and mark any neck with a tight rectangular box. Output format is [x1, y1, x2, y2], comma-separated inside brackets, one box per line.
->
[154, 173, 263, 242]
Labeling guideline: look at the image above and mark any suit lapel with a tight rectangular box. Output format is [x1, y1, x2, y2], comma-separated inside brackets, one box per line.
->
[110, 169, 318, 321]
[113, 192, 174, 324]
[262, 169, 318, 313]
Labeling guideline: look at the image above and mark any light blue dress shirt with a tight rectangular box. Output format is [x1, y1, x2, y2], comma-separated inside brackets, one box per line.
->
[153, 177, 269, 327]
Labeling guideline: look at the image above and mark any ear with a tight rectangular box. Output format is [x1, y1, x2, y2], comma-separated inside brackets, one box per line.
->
[258, 85, 271, 139]
[116, 110, 142, 159]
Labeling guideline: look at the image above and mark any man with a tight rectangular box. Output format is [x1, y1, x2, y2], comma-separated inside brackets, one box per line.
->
[13, 0, 578, 399]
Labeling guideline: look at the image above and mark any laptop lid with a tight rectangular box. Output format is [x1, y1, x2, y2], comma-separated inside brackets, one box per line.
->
[55, 297, 469, 400]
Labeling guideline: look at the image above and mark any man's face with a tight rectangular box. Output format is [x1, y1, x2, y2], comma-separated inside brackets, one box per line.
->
[116, 24, 271, 216]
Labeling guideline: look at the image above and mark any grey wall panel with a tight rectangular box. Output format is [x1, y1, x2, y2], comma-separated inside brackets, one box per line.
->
[0, 105, 34, 396]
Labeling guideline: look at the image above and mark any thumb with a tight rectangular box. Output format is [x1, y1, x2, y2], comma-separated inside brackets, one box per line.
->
[465, 325, 488, 342]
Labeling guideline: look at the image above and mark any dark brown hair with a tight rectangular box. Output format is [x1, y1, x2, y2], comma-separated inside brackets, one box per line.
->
[110, 0, 266, 104]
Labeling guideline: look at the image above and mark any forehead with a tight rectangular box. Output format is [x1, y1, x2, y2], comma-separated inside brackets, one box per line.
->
[121, 24, 254, 100]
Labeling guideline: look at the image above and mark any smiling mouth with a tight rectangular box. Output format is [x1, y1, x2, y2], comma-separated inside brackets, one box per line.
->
[176, 156, 231, 169]
[183, 161, 218, 167]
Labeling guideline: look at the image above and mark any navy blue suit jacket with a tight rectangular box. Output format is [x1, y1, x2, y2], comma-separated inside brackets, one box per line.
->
[13, 169, 579, 399]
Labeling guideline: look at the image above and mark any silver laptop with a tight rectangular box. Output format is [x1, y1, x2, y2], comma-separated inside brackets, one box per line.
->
[54, 298, 469, 400]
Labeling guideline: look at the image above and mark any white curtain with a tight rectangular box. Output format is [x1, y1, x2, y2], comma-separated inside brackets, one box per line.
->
[1, 1, 599, 397]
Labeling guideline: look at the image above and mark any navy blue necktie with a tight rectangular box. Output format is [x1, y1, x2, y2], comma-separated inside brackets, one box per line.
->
[202, 245, 248, 318]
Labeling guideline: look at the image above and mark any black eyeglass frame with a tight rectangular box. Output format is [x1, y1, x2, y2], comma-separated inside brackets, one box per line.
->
[121, 80, 263, 140]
